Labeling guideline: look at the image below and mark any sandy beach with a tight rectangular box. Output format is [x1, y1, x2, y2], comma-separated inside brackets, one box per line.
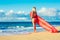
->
[0, 27, 60, 40]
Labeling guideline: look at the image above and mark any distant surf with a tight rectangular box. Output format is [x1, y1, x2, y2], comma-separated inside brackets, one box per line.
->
[0, 22, 60, 36]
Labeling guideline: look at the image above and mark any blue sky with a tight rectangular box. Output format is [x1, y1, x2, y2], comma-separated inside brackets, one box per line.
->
[0, 0, 60, 22]
[0, 0, 60, 11]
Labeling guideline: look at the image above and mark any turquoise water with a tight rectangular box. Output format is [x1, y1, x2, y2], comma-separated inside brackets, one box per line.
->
[0, 22, 60, 36]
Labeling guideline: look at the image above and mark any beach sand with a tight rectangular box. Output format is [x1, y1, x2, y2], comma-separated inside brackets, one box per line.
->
[0, 27, 60, 40]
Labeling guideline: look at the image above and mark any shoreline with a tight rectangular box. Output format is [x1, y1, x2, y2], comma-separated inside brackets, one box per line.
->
[0, 32, 60, 40]
[0, 27, 60, 40]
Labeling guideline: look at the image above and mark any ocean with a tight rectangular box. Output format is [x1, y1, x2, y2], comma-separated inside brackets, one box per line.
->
[0, 22, 60, 36]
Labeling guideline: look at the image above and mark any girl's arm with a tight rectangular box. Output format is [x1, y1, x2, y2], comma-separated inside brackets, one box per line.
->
[30, 12, 33, 19]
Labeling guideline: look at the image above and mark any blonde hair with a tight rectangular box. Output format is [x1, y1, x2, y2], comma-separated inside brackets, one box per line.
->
[33, 7, 36, 9]
[32, 7, 36, 12]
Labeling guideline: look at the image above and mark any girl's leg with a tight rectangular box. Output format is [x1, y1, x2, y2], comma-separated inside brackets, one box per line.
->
[32, 18, 36, 32]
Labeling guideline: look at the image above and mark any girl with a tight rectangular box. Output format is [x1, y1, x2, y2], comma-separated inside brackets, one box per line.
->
[30, 7, 58, 33]
[30, 7, 38, 32]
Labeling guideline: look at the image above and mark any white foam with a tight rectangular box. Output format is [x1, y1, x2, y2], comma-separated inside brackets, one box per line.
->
[25, 27, 42, 29]
[0, 26, 44, 36]
[0, 30, 2, 32]
[16, 26, 20, 28]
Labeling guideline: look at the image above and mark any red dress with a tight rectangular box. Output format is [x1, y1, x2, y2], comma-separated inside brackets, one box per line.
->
[30, 11, 38, 24]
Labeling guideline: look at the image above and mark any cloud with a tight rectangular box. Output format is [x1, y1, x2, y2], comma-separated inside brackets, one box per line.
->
[38, 7, 56, 16]
[0, 17, 31, 22]
[17, 17, 27, 20]
[16, 17, 31, 22]
[0, 10, 6, 17]
[0, 10, 4, 12]
[17, 11, 24, 14]
[6, 10, 14, 15]
[6, 10, 27, 16]
[17, 11, 28, 15]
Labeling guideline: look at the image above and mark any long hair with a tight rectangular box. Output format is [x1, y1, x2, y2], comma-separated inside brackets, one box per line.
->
[32, 7, 36, 12]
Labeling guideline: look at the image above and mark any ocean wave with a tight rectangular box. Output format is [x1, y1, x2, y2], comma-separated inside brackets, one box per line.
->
[0, 26, 44, 36]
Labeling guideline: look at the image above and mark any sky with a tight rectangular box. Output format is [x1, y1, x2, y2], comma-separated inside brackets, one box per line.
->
[0, 0, 60, 22]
